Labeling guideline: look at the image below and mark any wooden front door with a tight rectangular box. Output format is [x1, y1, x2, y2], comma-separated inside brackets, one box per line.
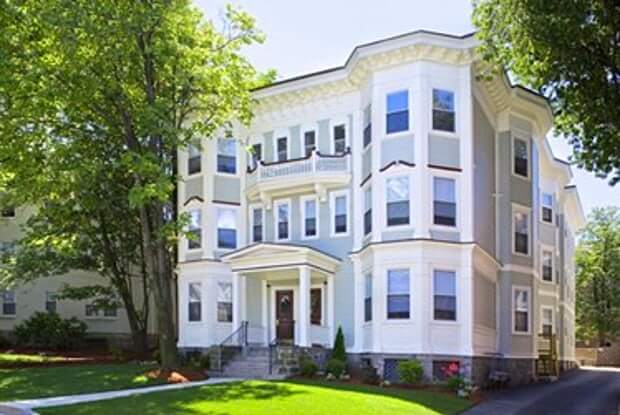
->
[276, 290, 294, 342]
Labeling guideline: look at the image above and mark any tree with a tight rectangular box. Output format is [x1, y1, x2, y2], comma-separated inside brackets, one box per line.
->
[0, 0, 273, 369]
[576, 207, 620, 346]
[332, 326, 346, 362]
[473, 1, 620, 184]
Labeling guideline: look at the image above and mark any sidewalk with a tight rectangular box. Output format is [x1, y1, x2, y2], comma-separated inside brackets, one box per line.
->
[0, 377, 244, 415]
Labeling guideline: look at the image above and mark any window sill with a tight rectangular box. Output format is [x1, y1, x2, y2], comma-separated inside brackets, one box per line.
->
[214, 171, 239, 178]
[84, 316, 118, 321]
[511, 172, 531, 182]
[431, 319, 459, 326]
[430, 129, 458, 139]
[0, 314, 16, 319]
[384, 130, 413, 139]
[511, 331, 532, 336]
[186, 172, 203, 179]
[512, 251, 531, 258]
[429, 224, 459, 233]
[384, 224, 413, 231]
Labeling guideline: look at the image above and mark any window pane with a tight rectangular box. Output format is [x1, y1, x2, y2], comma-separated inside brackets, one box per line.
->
[218, 209, 236, 229]
[515, 212, 528, 233]
[304, 200, 317, 237]
[387, 91, 408, 112]
[515, 290, 529, 311]
[387, 295, 409, 319]
[189, 283, 201, 302]
[434, 271, 456, 296]
[217, 139, 236, 174]
[542, 193, 553, 207]
[388, 270, 409, 294]
[515, 311, 528, 332]
[335, 214, 347, 233]
[217, 302, 233, 322]
[387, 201, 409, 226]
[386, 111, 409, 134]
[514, 138, 528, 176]
[434, 201, 456, 226]
[218, 229, 236, 249]
[277, 137, 287, 160]
[189, 210, 201, 230]
[387, 177, 408, 202]
[189, 302, 201, 322]
[217, 282, 231, 302]
[363, 105, 372, 147]
[278, 203, 289, 239]
[364, 210, 372, 235]
[434, 178, 455, 202]
[334, 125, 346, 153]
[433, 89, 455, 111]
[304, 131, 316, 156]
[311, 288, 322, 325]
[253, 208, 262, 226]
[305, 200, 316, 218]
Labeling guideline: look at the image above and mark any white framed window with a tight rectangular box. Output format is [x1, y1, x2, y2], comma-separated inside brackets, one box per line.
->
[1, 206, 16, 218]
[433, 177, 456, 227]
[541, 248, 554, 282]
[249, 143, 262, 170]
[187, 143, 201, 175]
[217, 137, 237, 174]
[330, 191, 349, 236]
[512, 205, 531, 256]
[275, 200, 291, 241]
[512, 137, 529, 178]
[433, 270, 456, 321]
[276, 136, 288, 161]
[303, 130, 316, 157]
[188, 282, 201, 322]
[386, 90, 409, 134]
[387, 269, 410, 319]
[542, 193, 554, 224]
[45, 291, 57, 313]
[187, 209, 201, 250]
[85, 298, 118, 319]
[332, 123, 347, 154]
[217, 208, 237, 249]
[217, 282, 233, 323]
[364, 272, 372, 322]
[301, 196, 319, 239]
[251, 206, 263, 243]
[541, 307, 554, 336]
[363, 186, 372, 236]
[1, 290, 16, 316]
[432, 89, 456, 133]
[363, 105, 372, 148]
[386, 176, 409, 227]
[512, 286, 531, 334]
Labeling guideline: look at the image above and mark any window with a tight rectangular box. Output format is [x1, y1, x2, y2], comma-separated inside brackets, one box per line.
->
[513, 287, 530, 333]
[302, 198, 318, 238]
[542, 193, 553, 223]
[387, 269, 410, 319]
[364, 187, 372, 235]
[249, 143, 262, 170]
[432, 89, 455, 132]
[386, 90, 409, 134]
[513, 137, 529, 177]
[1, 206, 15, 218]
[513, 209, 530, 255]
[217, 282, 233, 323]
[542, 308, 553, 336]
[188, 282, 201, 322]
[304, 130, 316, 157]
[333, 124, 346, 154]
[333, 194, 348, 235]
[85, 301, 117, 318]
[251, 207, 263, 243]
[187, 209, 201, 250]
[276, 201, 290, 240]
[363, 105, 372, 147]
[217, 138, 236, 174]
[85, 304, 98, 317]
[217, 208, 237, 249]
[0, 241, 16, 255]
[187, 143, 201, 175]
[433, 270, 456, 321]
[386, 176, 409, 226]
[542, 250, 553, 282]
[45, 291, 57, 313]
[433, 177, 456, 227]
[310, 288, 322, 325]
[103, 305, 117, 318]
[277, 136, 288, 161]
[364, 273, 372, 322]
[1, 290, 16, 316]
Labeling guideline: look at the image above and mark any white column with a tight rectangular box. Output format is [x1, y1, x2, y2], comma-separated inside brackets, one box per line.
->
[298, 266, 311, 347]
[352, 257, 364, 352]
[241, 275, 247, 322]
[232, 272, 241, 331]
[327, 273, 335, 346]
[261, 280, 268, 345]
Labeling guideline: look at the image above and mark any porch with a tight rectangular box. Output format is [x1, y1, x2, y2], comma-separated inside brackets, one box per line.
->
[220, 243, 340, 348]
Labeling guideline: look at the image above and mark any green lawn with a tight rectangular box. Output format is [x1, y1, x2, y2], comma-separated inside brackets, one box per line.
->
[38, 380, 472, 415]
[0, 352, 69, 367]
[0, 363, 162, 402]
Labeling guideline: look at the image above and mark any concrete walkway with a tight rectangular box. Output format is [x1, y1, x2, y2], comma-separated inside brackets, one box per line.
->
[0, 377, 244, 415]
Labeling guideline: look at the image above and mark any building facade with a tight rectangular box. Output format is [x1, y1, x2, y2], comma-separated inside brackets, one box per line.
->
[176, 31, 585, 384]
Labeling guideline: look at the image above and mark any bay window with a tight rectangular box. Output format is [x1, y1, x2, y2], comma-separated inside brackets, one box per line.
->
[433, 177, 456, 227]
[217, 208, 237, 249]
[188, 282, 201, 322]
[217, 138, 237, 174]
[217, 282, 233, 323]
[386, 90, 409, 134]
[432, 89, 455, 132]
[433, 270, 456, 321]
[513, 287, 530, 333]
[187, 209, 201, 250]
[386, 176, 409, 226]
[387, 269, 410, 319]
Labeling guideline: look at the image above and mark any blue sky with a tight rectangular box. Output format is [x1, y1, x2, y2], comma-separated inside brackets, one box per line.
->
[197, 0, 619, 216]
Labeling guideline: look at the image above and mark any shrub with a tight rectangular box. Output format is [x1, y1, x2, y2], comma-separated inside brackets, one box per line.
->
[361, 365, 380, 385]
[299, 355, 318, 377]
[397, 359, 424, 385]
[0, 334, 12, 349]
[14, 312, 87, 350]
[326, 358, 346, 378]
[332, 326, 346, 362]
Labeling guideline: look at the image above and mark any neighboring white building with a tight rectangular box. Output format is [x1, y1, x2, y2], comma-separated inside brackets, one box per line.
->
[175, 30, 585, 384]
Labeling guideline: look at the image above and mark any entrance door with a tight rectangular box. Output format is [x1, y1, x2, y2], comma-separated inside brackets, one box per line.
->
[276, 290, 294, 342]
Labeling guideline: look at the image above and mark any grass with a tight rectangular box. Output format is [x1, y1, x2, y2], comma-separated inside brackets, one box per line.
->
[38, 380, 473, 415]
[0, 363, 162, 402]
[0, 353, 69, 367]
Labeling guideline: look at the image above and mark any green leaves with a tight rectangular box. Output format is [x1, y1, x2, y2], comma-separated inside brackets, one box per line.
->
[473, 0, 620, 184]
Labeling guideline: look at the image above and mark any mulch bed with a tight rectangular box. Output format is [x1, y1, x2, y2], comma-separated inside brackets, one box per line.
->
[146, 368, 208, 383]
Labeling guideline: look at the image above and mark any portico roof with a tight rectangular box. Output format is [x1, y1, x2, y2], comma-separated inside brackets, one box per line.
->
[220, 242, 341, 275]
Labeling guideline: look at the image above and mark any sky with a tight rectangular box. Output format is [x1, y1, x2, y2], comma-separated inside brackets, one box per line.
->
[196, 0, 619, 216]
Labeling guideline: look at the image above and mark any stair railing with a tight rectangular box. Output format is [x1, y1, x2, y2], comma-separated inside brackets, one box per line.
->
[220, 320, 249, 348]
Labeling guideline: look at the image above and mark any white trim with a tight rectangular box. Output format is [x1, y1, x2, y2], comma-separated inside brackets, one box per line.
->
[329, 116, 349, 154]
[300, 195, 320, 240]
[540, 306, 555, 335]
[329, 189, 350, 237]
[511, 135, 531, 181]
[512, 285, 532, 335]
[0, 289, 17, 318]
[511, 203, 532, 257]
[273, 198, 292, 241]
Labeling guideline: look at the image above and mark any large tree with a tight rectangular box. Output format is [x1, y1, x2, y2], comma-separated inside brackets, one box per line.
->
[0, 0, 272, 368]
[473, 1, 620, 184]
[576, 207, 620, 346]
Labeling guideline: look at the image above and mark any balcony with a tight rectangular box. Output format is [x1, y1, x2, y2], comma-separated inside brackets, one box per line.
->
[246, 149, 351, 205]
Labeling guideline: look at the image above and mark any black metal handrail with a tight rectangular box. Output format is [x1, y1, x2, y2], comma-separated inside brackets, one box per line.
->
[246, 147, 351, 173]
[219, 320, 249, 348]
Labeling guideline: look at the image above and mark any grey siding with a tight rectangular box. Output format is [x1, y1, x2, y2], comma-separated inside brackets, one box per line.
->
[498, 271, 534, 356]
[213, 176, 241, 204]
[429, 135, 459, 168]
[381, 135, 414, 167]
[185, 176, 204, 201]
[474, 273, 496, 329]
[472, 99, 496, 256]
